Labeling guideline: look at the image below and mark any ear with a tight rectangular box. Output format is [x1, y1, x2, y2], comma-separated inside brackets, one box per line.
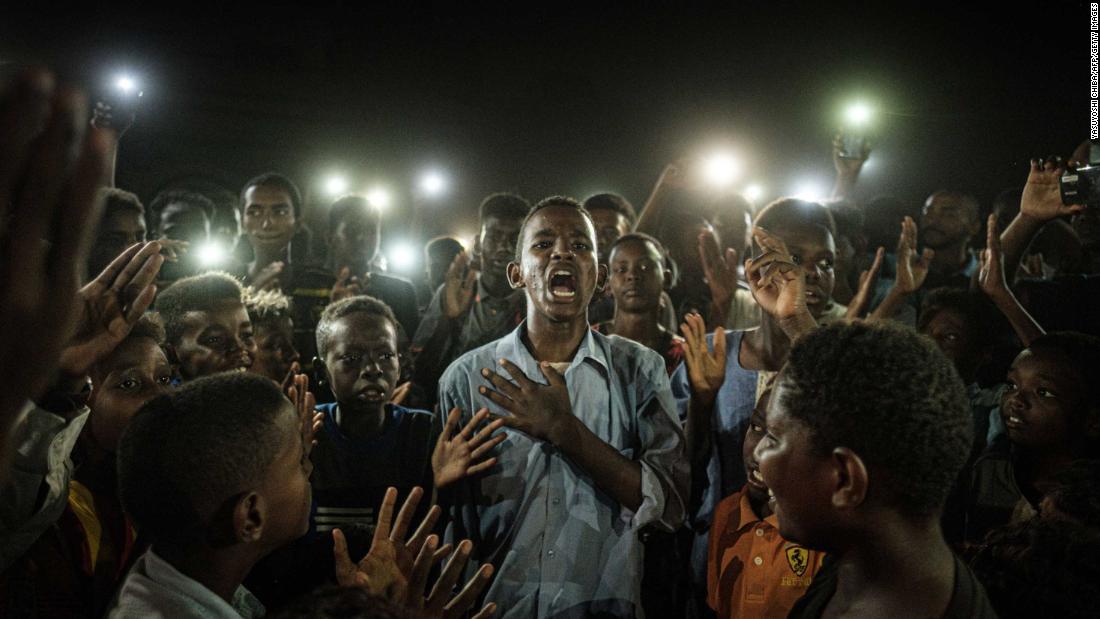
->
[662, 266, 674, 291]
[595, 263, 609, 293]
[233, 491, 266, 545]
[506, 261, 524, 289]
[830, 447, 869, 510]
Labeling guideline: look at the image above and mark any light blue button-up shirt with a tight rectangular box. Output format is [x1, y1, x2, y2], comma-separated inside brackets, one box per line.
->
[439, 323, 688, 618]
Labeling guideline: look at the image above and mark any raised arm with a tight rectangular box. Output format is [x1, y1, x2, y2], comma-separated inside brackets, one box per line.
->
[979, 215, 1045, 346]
[1000, 158, 1086, 285]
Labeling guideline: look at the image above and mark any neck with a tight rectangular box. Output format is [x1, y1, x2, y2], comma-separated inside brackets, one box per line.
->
[747, 490, 772, 520]
[610, 308, 665, 349]
[154, 543, 258, 605]
[742, 315, 791, 372]
[524, 313, 588, 363]
[338, 402, 387, 439]
[480, 275, 512, 299]
[830, 515, 955, 615]
[929, 241, 970, 277]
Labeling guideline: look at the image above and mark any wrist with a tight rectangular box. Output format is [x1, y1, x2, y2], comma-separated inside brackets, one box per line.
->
[547, 413, 580, 447]
[778, 311, 817, 341]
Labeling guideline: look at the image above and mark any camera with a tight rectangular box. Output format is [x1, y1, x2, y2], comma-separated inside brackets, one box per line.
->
[1060, 166, 1100, 207]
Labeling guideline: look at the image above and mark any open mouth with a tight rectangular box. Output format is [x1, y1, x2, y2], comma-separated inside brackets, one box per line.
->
[1003, 414, 1025, 430]
[804, 290, 823, 305]
[747, 467, 768, 490]
[549, 270, 577, 299]
[358, 385, 387, 401]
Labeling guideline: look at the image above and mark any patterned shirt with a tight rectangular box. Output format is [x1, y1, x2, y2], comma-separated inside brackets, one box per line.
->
[439, 323, 688, 618]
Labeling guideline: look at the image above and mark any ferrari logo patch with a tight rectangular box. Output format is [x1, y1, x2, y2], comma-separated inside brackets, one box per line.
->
[785, 546, 808, 577]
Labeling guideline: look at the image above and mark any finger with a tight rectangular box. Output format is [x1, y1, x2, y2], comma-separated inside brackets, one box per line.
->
[868, 246, 885, 278]
[433, 544, 454, 563]
[336, 266, 350, 287]
[123, 281, 157, 323]
[470, 416, 505, 446]
[723, 247, 738, 271]
[444, 563, 496, 617]
[442, 407, 463, 441]
[471, 603, 498, 619]
[332, 529, 355, 580]
[391, 381, 412, 405]
[479, 386, 519, 412]
[407, 504, 442, 554]
[372, 487, 398, 545]
[481, 367, 523, 400]
[986, 214, 1001, 253]
[390, 486, 424, 543]
[752, 227, 791, 257]
[408, 534, 441, 598]
[469, 433, 507, 460]
[446, 250, 468, 280]
[712, 324, 727, 359]
[466, 457, 500, 476]
[121, 247, 165, 303]
[88, 242, 144, 289]
[918, 248, 935, 268]
[497, 358, 535, 388]
[537, 361, 566, 388]
[461, 407, 491, 440]
[429, 539, 474, 609]
[0, 69, 55, 216]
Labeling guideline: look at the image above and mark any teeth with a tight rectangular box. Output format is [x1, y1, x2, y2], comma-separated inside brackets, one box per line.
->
[751, 469, 764, 482]
[1008, 416, 1022, 424]
[551, 289, 576, 298]
[767, 488, 775, 498]
[554, 270, 572, 276]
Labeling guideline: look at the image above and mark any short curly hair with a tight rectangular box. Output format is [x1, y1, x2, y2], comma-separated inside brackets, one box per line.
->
[244, 287, 293, 327]
[154, 271, 246, 345]
[1027, 331, 1100, 423]
[315, 295, 399, 360]
[583, 193, 637, 229]
[969, 518, 1100, 619]
[778, 321, 972, 517]
[514, 195, 596, 262]
[148, 189, 216, 234]
[117, 372, 290, 546]
[478, 192, 530, 224]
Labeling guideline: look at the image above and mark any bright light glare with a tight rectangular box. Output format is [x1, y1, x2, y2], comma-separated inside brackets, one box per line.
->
[845, 102, 872, 126]
[324, 175, 349, 196]
[743, 184, 764, 202]
[388, 243, 417, 270]
[420, 171, 447, 196]
[196, 241, 226, 267]
[115, 76, 136, 93]
[793, 180, 827, 202]
[702, 153, 740, 188]
[367, 187, 391, 210]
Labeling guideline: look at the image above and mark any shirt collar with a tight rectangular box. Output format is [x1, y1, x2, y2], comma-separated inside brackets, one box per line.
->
[142, 548, 265, 618]
[494, 320, 609, 379]
[734, 487, 779, 532]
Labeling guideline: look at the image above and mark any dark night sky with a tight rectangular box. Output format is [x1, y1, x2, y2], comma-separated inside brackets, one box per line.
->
[1, 3, 1091, 261]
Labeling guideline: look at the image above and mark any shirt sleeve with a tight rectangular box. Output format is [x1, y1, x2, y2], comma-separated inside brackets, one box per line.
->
[0, 402, 89, 570]
[633, 358, 689, 533]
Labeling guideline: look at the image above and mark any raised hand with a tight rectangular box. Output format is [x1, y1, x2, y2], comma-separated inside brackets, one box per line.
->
[845, 246, 884, 320]
[746, 227, 817, 340]
[90, 100, 136, 136]
[698, 231, 738, 321]
[286, 372, 321, 458]
[442, 251, 478, 319]
[0, 69, 110, 423]
[679, 312, 727, 400]
[832, 132, 870, 174]
[331, 266, 365, 302]
[157, 238, 189, 263]
[333, 487, 443, 596]
[407, 537, 496, 619]
[58, 241, 164, 377]
[978, 214, 1009, 299]
[433, 407, 506, 488]
[893, 216, 934, 294]
[251, 261, 285, 291]
[479, 360, 573, 444]
[1020, 158, 1086, 223]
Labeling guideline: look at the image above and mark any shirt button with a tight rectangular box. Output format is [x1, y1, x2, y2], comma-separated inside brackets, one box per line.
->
[548, 550, 555, 557]
[755, 528, 764, 537]
[552, 498, 561, 505]
[753, 556, 763, 566]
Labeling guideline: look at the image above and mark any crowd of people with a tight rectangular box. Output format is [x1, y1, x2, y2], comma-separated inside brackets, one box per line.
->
[1, 66, 1098, 619]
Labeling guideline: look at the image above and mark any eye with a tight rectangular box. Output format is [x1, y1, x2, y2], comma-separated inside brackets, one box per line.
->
[379, 351, 396, 361]
[749, 422, 764, 433]
[1037, 387, 1058, 399]
[572, 241, 590, 250]
[1004, 380, 1018, 392]
[790, 254, 802, 266]
[156, 374, 172, 386]
[118, 378, 139, 391]
[341, 353, 363, 363]
[817, 259, 834, 271]
[203, 336, 224, 347]
[534, 241, 552, 250]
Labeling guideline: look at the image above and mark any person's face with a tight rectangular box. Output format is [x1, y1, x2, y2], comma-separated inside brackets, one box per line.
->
[668, 220, 715, 283]
[509, 206, 605, 324]
[714, 210, 751, 258]
[427, 247, 461, 290]
[920, 194, 978, 250]
[90, 209, 147, 276]
[771, 224, 836, 319]
[174, 300, 256, 380]
[742, 388, 773, 506]
[242, 185, 297, 256]
[212, 206, 241, 254]
[251, 316, 299, 384]
[158, 202, 211, 247]
[256, 401, 313, 547]
[1001, 348, 1088, 453]
[589, 208, 631, 264]
[608, 239, 666, 314]
[331, 208, 381, 271]
[478, 215, 524, 292]
[754, 377, 838, 547]
[322, 313, 400, 415]
[920, 308, 978, 378]
[89, 337, 173, 453]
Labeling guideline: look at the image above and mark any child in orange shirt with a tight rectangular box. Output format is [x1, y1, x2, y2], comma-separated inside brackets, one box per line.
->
[707, 384, 825, 619]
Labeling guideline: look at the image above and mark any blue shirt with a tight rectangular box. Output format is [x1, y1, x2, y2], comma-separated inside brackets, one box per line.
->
[670, 329, 759, 585]
[439, 322, 688, 618]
